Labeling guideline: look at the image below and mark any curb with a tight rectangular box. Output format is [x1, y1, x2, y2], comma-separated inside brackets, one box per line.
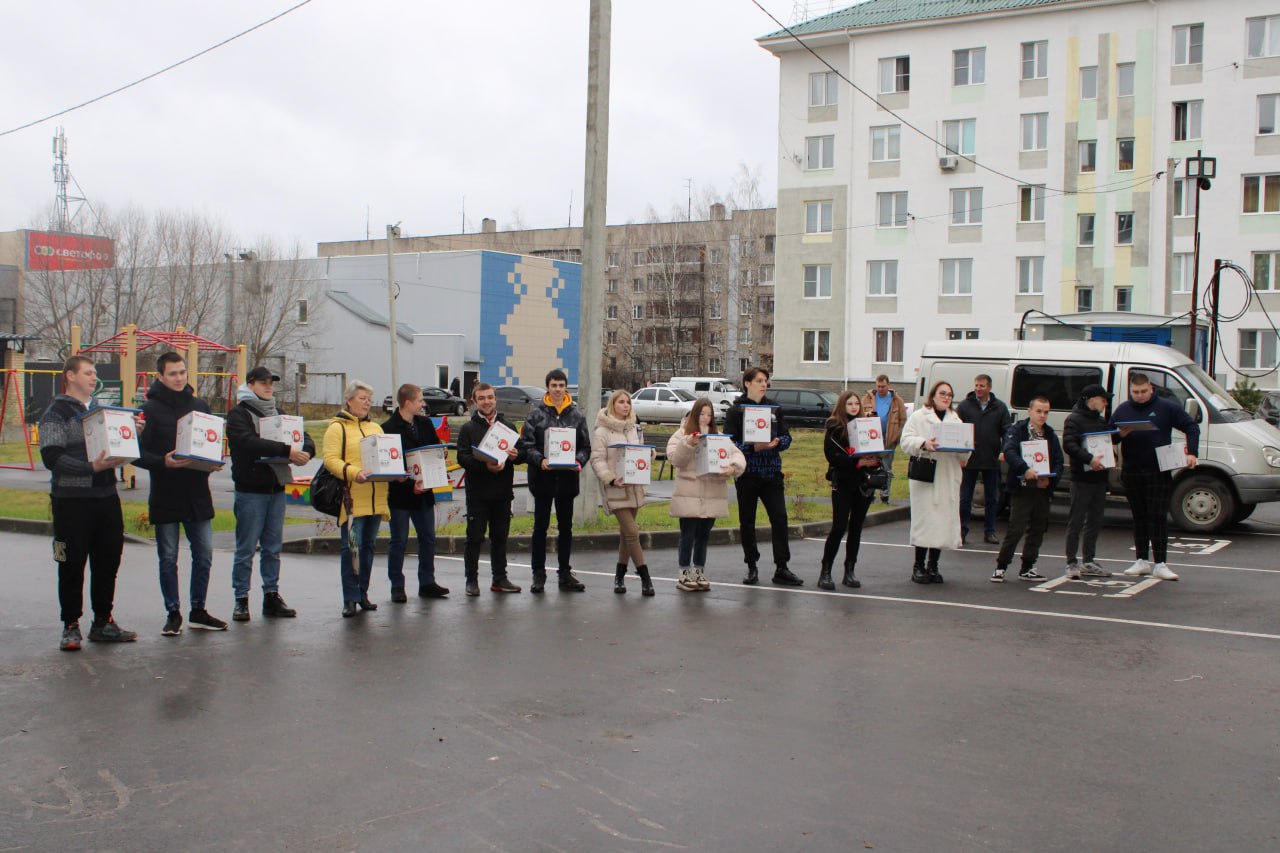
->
[0, 516, 152, 545]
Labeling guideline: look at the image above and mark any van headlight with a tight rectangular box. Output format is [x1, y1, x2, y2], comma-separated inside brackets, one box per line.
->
[1264, 446, 1280, 469]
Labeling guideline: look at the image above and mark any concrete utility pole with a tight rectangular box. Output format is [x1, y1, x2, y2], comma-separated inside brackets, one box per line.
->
[575, 0, 611, 524]
[386, 223, 401, 391]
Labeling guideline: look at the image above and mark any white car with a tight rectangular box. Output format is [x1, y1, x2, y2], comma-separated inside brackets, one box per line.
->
[630, 386, 697, 424]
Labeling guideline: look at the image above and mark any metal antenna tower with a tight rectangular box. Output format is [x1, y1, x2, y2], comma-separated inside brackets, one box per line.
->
[51, 127, 86, 232]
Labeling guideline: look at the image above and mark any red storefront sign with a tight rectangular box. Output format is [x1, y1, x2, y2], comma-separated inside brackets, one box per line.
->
[25, 231, 115, 271]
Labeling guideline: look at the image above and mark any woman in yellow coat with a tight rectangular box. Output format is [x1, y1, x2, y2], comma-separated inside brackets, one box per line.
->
[322, 380, 390, 617]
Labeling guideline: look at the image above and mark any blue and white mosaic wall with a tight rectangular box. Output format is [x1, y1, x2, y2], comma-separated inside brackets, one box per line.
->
[479, 252, 580, 386]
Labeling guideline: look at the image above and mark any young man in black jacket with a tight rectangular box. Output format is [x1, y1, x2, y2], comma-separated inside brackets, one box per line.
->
[1061, 384, 1115, 579]
[381, 383, 449, 601]
[456, 382, 525, 596]
[518, 369, 591, 592]
[225, 366, 314, 621]
[136, 352, 227, 634]
[992, 396, 1063, 583]
[956, 374, 1012, 545]
[39, 355, 139, 650]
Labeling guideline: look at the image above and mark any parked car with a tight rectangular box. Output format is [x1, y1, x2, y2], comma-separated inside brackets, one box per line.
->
[667, 376, 738, 416]
[769, 387, 838, 428]
[381, 385, 468, 416]
[494, 384, 545, 420]
[1260, 390, 1280, 426]
[630, 386, 697, 424]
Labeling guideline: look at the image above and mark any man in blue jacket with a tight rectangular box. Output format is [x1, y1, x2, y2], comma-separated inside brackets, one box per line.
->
[1111, 372, 1200, 581]
[992, 396, 1062, 583]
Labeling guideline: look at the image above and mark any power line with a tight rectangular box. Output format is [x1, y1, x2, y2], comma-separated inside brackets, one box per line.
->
[0, 0, 314, 139]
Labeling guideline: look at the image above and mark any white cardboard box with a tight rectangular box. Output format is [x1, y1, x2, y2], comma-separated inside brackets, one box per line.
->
[1083, 432, 1116, 469]
[405, 444, 450, 490]
[1157, 442, 1189, 472]
[78, 406, 140, 463]
[360, 433, 406, 480]
[1020, 439, 1051, 476]
[175, 411, 225, 471]
[850, 417, 885, 454]
[742, 405, 774, 443]
[473, 420, 520, 465]
[928, 421, 975, 450]
[695, 434, 735, 477]
[544, 427, 577, 467]
[610, 443, 653, 485]
[259, 415, 305, 451]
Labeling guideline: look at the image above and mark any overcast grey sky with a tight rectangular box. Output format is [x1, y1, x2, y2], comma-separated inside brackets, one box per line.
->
[0, 0, 806, 250]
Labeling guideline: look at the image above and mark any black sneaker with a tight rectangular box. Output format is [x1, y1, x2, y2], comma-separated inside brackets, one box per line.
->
[557, 571, 585, 592]
[162, 611, 183, 636]
[232, 597, 250, 622]
[59, 622, 82, 651]
[771, 567, 804, 587]
[419, 582, 450, 598]
[262, 592, 297, 618]
[490, 576, 522, 593]
[188, 609, 228, 631]
[983, 533, 1000, 545]
[88, 618, 138, 643]
[1018, 568, 1047, 582]
[465, 579, 480, 596]
[531, 571, 547, 594]
[390, 587, 408, 603]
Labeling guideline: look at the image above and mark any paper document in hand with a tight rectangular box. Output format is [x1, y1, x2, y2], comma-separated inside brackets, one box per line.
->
[1156, 442, 1189, 472]
[1083, 433, 1116, 469]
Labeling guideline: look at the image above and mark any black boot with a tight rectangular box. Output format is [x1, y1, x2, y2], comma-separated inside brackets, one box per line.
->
[637, 565, 655, 596]
[232, 597, 250, 622]
[531, 570, 547, 594]
[841, 563, 861, 589]
[817, 563, 835, 590]
[927, 551, 944, 584]
[742, 563, 759, 585]
[614, 563, 627, 594]
[911, 560, 931, 584]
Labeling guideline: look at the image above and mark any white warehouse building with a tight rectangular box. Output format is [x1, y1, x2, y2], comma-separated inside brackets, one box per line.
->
[759, 0, 1280, 395]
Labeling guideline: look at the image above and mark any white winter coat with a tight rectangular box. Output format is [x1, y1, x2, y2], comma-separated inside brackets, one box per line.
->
[666, 428, 747, 519]
[590, 408, 647, 511]
[899, 405, 971, 550]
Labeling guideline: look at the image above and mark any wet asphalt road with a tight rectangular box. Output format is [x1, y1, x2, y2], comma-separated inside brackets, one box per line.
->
[1, 505, 1278, 851]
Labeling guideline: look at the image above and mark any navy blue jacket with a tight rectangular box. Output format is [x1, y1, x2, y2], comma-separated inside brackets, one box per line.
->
[725, 394, 792, 481]
[1110, 394, 1200, 473]
[1002, 419, 1064, 492]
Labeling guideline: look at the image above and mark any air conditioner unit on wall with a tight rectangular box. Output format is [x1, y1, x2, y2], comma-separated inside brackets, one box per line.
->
[939, 155, 958, 170]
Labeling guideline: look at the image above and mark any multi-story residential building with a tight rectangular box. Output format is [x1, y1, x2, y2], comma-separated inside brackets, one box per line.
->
[760, 0, 1280, 394]
[317, 205, 777, 388]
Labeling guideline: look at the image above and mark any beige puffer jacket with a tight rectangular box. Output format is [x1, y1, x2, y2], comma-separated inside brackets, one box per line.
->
[666, 427, 747, 519]
[590, 408, 646, 511]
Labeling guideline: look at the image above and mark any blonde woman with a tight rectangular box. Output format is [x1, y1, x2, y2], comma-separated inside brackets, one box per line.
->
[590, 390, 653, 596]
[899, 380, 970, 584]
[322, 380, 391, 617]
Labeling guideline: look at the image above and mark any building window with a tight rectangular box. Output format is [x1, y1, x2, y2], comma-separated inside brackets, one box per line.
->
[297, 299, 308, 324]
[1117, 62, 1135, 97]
[1018, 185, 1046, 222]
[1076, 287, 1094, 312]
[708, 357, 722, 374]
[940, 259, 974, 296]
[1174, 101, 1202, 141]
[760, 264, 774, 284]
[809, 71, 838, 106]
[1239, 330, 1280, 369]
[297, 363, 307, 387]
[943, 118, 977, 155]
[871, 125, 901, 161]
[1116, 287, 1133, 312]
[607, 278, 618, 293]
[802, 330, 831, 363]
[953, 47, 986, 85]
[632, 304, 644, 320]
[1078, 214, 1095, 246]
[877, 191, 909, 228]
[803, 264, 832, 299]
[1017, 257, 1045, 295]
[874, 329, 904, 364]
[740, 326, 753, 345]
[1253, 251, 1280, 291]
[1022, 40, 1048, 80]
[1173, 178, 1198, 217]
[1172, 253, 1194, 293]
[764, 234, 775, 254]
[1248, 16, 1280, 58]
[805, 135, 835, 170]
[879, 56, 910, 93]
[758, 294, 775, 313]
[1079, 140, 1097, 173]
[1117, 212, 1134, 245]
[633, 251, 646, 266]
[1020, 113, 1048, 151]
[709, 302, 721, 319]
[1080, 66, 1098, 100]
[607, 304, 618, 319]
[1117, 138, 1135, 171]
[710, 248, 723, 264]
[632, 330, 644, 345]
[1173, 24, 1204, 65]
[632, 277, 644, 292]
[947, 329, 980, 341]
[868, 260, 898, 296]
[805, 201, 833, 234]
[951, 188, 983, 225]
[1259, 95, 1280, 135]
[606, 330, 617, 345]
[1244, 174, 1280, 213]
[607, 251, 619, 267]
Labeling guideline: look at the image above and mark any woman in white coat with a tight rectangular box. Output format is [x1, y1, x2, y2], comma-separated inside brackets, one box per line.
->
[590, 391, 654, 596]
[899, 380, 970, 584]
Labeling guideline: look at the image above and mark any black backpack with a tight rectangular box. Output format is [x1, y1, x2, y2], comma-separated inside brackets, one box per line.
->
[310, 421, 351, 517]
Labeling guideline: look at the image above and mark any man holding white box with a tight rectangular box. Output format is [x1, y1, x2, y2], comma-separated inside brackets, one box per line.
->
[381, 383, 449, 601]
[1061, 384, 1116, 578]
[456, 383, 526, 595]
[992, 397, 1063, 583]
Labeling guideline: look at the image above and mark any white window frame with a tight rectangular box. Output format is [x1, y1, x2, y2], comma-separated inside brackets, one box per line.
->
[1252, 251, 1280, 291]
[1238, 329, 1280, 369]
[1076, 287, 1095, 313]
[1173, 24, 1204, 65]
[1260, 94, 1280, 135]
[606, 304, 618, 320]
[1080, 66, 1098, 100]
[1117, 138, 1135, 172]
[953, 47, 986, 85]
[867, 260, 899, 297]
[1172, 252, 1194, 294]
[873, 329, 905, 364]
[1115, 287, 1133, 312]
[1243, 174, 1280, 214]
[940, 258, 974, 296]
[1116, 62, 1135, 97]
[607, 278, 618, 293]
[1022, 41, 1048, 80]
[802, 329, 831, 363]
[1078, 213, 1096, 247]
[709, 303, 721, 320]
[950, 188, 983, 225]
[632, 304, 644, 320]
[1174, 100, 1203, 142]
[877, 191, 909, 228]
[809, 71, 838, 107]
[1079, 140, 1097, 173]
[1173, 178, 1199, 217]
[607, 251, 619, 267]
[943, 118, 977, 156]
[871, 125, 901, 161]
[803, 264, 832, 299]
[805, 201, 833, 234]
[1248, 16, 1280, 59]
[1020, 113, 1048, 151]
[1117, 212, 1134, 246]
[805, 135, 835, 170]
[710, 248, 723, 264]
[1017, 256, 1045, 295]
[878, 56, 910, 93]
[1018, 185, 1046, 223]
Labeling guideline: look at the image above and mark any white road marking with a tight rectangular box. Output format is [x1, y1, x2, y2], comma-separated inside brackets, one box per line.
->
[1105, 577, 1162, 598]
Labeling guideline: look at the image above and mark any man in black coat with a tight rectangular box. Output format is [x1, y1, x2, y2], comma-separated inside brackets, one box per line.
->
[135, 352, 227, 635]
[381, 383, 448, 601]
[518, 369, 591, 593]
[1061, 384, 1115, 578]
[992, 396, 1063, 583]
[956, 374, 1012, 545]
[456, 382, 526, 596]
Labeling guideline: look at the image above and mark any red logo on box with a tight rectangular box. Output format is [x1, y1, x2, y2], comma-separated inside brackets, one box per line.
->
[636, 459, 647, 470]
[498, 439, 509, 450]
[291, 430, 302, 442]
[389, 447, 400, 459]
[755, 418, 767, 429]
[561, 440, 571, 451]
[1033, 451, 1046, 463]
[869, 428, 880, 440]
[205, 429, 218, 443]
[718, 448, 728, 459]
[120, 426, 132, 440]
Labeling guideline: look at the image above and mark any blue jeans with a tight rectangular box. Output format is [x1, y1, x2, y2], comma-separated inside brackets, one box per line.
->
[677, 518, 715, 568]
[879, 450, 895, 496]
[387, 504, 436, 588]
[340, 515, 381, 603]
[960, 467, 1001, 537]
[232, 490, 286, 599]
[155, 519, 213, 612]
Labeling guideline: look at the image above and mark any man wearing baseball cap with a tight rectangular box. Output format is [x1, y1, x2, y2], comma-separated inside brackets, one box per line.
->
[992, 396, 1063, 583]
[1061, 384, 1115, 579]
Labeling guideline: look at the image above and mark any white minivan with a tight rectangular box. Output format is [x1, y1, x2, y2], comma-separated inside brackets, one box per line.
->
[918, 340, 1280, 533]
[667, 377, 739, 417]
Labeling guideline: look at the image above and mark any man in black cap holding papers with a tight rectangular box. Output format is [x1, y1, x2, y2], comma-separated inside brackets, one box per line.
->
[1061, 383, 1115, 579]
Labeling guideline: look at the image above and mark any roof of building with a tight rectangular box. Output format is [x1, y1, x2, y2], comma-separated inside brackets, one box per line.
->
[327, 290, 415, 342]
[762, 0, 1081, 39]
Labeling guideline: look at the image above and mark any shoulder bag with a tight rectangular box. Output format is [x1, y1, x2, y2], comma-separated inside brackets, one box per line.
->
[311, 423, 351, 517]
[907, 454, 937, 483]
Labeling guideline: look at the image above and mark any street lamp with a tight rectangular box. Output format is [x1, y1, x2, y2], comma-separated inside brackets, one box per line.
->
[1185, 150, 1216, 362]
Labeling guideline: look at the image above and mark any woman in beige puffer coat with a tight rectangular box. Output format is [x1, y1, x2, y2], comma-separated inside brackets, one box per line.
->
[590, 391, 654, 596]
[666, 398, 747, 591]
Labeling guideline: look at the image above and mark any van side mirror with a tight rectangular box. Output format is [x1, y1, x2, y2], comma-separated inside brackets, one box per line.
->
[1185, 398, 1201, 423]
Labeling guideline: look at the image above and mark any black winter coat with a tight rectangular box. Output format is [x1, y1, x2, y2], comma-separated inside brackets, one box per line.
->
[226, 402, 316, 494]
[457, 410, 526, 503]
[519, 398, 590, 499]
[956, 392, 1013, 469]
[822, 422, 881, 492]
[1062, 400, 1112, 483]
[381, 410, 441, 510]
[135, 381, 215, 524]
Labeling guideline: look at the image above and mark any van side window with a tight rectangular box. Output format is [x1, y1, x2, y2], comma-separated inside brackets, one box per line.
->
[1011, 364, 1103, 410]
[1143, 370, 1198, 419]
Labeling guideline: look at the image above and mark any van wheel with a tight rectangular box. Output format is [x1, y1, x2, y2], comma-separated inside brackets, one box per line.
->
[1170, 474, 1235, 533]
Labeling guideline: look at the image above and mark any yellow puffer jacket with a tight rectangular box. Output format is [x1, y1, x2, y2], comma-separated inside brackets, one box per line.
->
[322, 410, 390, 523]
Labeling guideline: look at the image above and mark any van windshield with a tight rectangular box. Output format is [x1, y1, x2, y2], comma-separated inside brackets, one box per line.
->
[1174, 364, 1253, 423]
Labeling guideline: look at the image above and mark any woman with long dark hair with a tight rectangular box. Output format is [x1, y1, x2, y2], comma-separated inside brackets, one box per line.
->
[899, 381, 970, 584]
[818, 390, 883, 590]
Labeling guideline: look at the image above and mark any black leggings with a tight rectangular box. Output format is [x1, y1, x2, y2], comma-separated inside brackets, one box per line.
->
[913, 546, 941, 568]
[822, 483, 872, 568]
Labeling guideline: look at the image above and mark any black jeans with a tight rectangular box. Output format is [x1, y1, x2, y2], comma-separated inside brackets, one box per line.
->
[531, 493, 575, 576]
[822, 484, 872, 568]
[1122, 470, 1173, 563]
[1065, 479, 1108, 564]
[464, 498, 512, 581]
[997, 486, 1052, 570]
[735, 475, 790, 568]
[52, 496, 124, 625]
[677, 517, 715, 568]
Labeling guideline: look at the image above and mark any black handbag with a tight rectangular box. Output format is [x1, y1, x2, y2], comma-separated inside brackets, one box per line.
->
[310, 423, 350, 517]
[907, 455, 937, 483]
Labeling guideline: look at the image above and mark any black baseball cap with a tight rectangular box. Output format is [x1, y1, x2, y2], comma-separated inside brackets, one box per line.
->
[1081, 383, 1112, 401]
[247, 366, 281, 383]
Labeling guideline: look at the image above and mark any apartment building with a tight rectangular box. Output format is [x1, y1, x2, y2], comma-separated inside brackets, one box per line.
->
[760, 0, 1280, 391]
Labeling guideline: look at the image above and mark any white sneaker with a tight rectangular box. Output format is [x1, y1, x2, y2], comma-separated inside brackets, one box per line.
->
[1151, 562, 1179, 581]
[676, 570, 699, 592]
[693, 568, 710, 591]
[1064, 563, 1082, 580]
[1123, 558, 1152, 577]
